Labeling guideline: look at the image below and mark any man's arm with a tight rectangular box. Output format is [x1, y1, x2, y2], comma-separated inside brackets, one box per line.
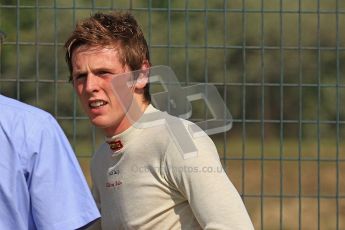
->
[84, 158, 103, 230]
[28, 115, 100, 229]
[164, 133, 254, 230]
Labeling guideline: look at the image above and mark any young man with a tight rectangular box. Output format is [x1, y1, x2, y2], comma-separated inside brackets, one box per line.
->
[0, 94, 100, 229]
[65, 11, 254, 229]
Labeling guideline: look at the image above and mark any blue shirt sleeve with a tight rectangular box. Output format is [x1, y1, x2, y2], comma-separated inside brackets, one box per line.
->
[26, 115, 100, 230]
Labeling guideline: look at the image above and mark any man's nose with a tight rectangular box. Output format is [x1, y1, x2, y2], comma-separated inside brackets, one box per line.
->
[85, 74, 99, 93]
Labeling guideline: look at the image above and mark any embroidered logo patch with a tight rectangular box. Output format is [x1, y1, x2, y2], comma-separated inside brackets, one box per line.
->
[107, 140, 123, 152]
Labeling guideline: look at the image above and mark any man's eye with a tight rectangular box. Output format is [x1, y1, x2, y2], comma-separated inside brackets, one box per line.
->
[99, 71, 111, 76]
[73, 74, 86, 82]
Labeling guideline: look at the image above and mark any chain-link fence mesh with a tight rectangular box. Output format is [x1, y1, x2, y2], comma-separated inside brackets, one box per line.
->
[0, 1, 344, 229]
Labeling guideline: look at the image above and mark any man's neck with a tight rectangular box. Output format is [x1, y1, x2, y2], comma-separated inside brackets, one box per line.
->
[104, 102, 150, 137]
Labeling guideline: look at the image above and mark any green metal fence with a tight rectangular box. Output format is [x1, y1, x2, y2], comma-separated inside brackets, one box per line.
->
[0, 1, 344, 229]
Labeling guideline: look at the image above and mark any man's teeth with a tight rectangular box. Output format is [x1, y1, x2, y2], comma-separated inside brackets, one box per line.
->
[90, 100, 106, 108]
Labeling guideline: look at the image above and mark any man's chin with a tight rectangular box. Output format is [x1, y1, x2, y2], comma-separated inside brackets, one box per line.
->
[89, 117, 120, 130]
[88, 115, 128, 134]
[89, 117, 109, 128]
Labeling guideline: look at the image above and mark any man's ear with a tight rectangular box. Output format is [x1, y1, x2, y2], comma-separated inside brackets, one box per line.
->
[135, 60, 150, 89]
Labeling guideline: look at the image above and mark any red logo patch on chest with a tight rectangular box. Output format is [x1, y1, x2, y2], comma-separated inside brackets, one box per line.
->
[107, 140, 123, 152]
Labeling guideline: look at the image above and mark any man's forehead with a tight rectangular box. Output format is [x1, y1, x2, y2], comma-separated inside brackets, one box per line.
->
[71, 45, 122, 69]
[73, 45, 120, 57]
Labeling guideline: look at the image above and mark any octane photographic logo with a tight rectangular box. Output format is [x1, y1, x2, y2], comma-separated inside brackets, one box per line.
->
[111, 65, 232, 159]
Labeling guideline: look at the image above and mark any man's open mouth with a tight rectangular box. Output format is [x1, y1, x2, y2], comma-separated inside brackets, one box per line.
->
[89, 100, 107, 108]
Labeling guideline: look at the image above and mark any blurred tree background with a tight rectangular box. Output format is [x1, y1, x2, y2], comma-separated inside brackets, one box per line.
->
[0, 0, 344, 229]
[1, 0, 343, 145]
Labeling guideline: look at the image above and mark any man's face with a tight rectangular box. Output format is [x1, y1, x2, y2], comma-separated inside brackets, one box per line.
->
[71, 45, 132, 136]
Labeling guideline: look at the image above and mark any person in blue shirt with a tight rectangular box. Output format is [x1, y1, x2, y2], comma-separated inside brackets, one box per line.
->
[0, 94, 100, 230]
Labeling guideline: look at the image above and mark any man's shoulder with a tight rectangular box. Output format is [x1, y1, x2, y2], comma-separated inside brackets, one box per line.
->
[0, 95, 57, 139]
[139, 105, 214, 146]
[0, 95, 52, 121]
